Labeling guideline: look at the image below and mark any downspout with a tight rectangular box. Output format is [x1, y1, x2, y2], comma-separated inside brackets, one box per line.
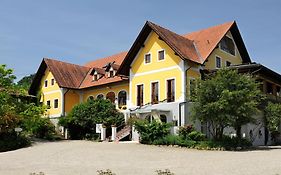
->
[178, 65, 192, 126]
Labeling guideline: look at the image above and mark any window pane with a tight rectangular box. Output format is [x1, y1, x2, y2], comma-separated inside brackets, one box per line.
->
[216, 57, 221, 68]
[54, 99, 58, 108]
[220, 36, 235, 55]
[145, 54, 151, 64]
[158, 50, 164, 60]
[44, 80, 48, 87]
[167, 79, 175, 102]
[226, 61, 231, 67]
[151, 82, 159, 104]
[51, 79, 55, 85]
[137, 85, 143, 106]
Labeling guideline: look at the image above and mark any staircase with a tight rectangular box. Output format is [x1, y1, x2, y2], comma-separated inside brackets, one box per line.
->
[115, 125, 132, 142]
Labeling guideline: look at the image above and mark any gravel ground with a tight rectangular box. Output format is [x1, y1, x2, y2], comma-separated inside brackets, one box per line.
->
[0, 140, 281, 175]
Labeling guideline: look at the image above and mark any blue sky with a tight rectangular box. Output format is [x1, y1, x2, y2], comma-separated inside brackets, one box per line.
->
[0, 0, 280, 81]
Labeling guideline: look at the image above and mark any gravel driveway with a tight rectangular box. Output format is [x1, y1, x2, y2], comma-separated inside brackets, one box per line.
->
[0, 140, 280, 175]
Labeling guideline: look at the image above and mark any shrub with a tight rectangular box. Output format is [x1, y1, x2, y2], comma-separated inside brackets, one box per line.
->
[178, 124, 194, 139]
[188, 131, 206, 141]
[97, 169, 116, 175]
[59, 99, 124, 140]
[20, 103, 56, 140]
[134, 120, 171, 144]
[156, 169, 175, 175]
[0, 132, 31, 152]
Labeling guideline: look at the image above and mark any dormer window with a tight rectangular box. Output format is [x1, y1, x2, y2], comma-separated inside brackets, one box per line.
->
[109, 70, 114, 78]
[220, 36, 235, 56]
[93, 74, 98, 81]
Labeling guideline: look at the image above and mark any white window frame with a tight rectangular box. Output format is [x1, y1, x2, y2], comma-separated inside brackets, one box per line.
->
[157, 49, 165, 62]
[150, 80, 160, 104]
[144, 53, 152, 65]
[136, 83, 145, 106]
[215, 56, 222, 68]
[165, 77, 176, 103]
[54, 99, 59, 109]
[44, 80, 48, 88]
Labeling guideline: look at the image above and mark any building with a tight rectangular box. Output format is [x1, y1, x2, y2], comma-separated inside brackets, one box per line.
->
[29, 21, 281, 145]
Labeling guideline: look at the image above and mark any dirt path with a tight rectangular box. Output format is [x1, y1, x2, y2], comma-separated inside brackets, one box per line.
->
[0, 140, 280, 175]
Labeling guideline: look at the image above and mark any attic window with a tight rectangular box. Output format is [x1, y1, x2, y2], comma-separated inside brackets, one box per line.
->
[44, 80, 48, 87]
[158, 50, 165, 61]
[51, 78, 55, 86]
[109, 70, 114, 78]
[216, 56, 221, 68]
[93, 74, 98, 81]
[144, 53, 151, 64]
[226, 61, 231, 67]
[220, 36, 235, 56]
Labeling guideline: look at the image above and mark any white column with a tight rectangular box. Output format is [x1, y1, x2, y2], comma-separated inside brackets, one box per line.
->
[111, 126, 117, 141]
[101, 127, 106, 141]
[132, 125, 140, 142]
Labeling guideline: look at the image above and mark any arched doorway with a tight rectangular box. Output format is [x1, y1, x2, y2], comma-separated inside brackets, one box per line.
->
[106, 92, 115, 103]
[118, 90, 127, 109]
[87, 96, 94, 101]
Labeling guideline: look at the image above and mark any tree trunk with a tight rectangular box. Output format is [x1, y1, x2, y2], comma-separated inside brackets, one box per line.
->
[236, 126, 242, 139]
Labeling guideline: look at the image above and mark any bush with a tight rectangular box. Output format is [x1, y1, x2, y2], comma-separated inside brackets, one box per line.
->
[0, 132, 31, 152]
[59, 99, 124, 140]
[188, 131, 206, 141]
[20, 103, 56, 140]
[134, 120, 171, 144]
[178, 124, 194, 139]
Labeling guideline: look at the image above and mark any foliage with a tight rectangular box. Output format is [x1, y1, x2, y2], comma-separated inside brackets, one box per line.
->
[155, 169, 175, 175]
[97, 169, 116, 175]
[178, 124, 195, 139]
[265, 102, 281, 141]
[191, 68, 263, 140]
[0, 132, 31, 152]
[59, 99, 124, 139]
[17, 74, 35, 90]
[0, 112, 20, 134]
[134, 120, 171, 144]
[0, 64, 16, 88]
[20, 103, 56, 139]
[187, 131, 206, 141]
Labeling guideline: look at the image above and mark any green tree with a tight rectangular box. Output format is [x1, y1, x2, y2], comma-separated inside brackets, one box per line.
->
[59, 99, 124, 139]
[265, 102, 281, 142]
[0, 64, 16, 88]
[191, 69, 263, 140]
[17, 74, 35, 90]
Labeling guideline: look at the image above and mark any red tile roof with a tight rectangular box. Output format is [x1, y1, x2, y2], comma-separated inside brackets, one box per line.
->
[183, 21, 235, 62]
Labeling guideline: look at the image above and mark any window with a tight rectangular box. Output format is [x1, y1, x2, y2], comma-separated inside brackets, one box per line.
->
[51, 78, 55, 86]
[226, 61, 231, 67]
[97, 94, 104, 99]
[160, 115, 167, 123]
[144, 53, 151, 64]
[145, 115, 154, 123]
[54, 99, 58, 108]
[220, 36, 235, 56]
[167, 79, 175, 102]
[216, 56, 221, 68]
[151, 82, 159, 104]
[44, 80, 48, 87]
[106, 92, 115, 103]
[87, 96, 94, 101]
[118, 91, 127, 108]
[109, 71, 114, 78]
[137, 84, 144, 106]
[158, 50, 165, 61]
[46, 100, 51, 108]
[93, 74, 98, 81]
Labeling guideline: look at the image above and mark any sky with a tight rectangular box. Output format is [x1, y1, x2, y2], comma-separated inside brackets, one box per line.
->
[0, 0, 281, 81]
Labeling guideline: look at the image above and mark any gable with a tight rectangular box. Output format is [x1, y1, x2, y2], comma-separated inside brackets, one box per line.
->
[204, 31, 244, 69]
[131, 31, 182, 74]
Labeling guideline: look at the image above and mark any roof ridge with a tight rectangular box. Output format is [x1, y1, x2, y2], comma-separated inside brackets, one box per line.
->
[84, 51, 128, 67]
[43, 57, 88, 69]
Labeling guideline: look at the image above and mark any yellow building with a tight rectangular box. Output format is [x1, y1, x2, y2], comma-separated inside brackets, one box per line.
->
[30, 21, 281, 144]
